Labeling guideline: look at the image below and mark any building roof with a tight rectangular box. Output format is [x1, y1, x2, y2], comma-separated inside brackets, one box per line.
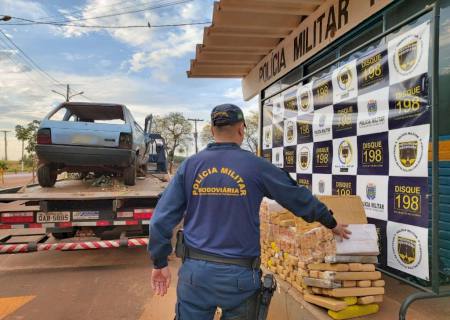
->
[187, 0, 325, 78]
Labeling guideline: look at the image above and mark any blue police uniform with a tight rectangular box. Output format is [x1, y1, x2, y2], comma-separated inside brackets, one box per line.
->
[149, 104, 337, 320]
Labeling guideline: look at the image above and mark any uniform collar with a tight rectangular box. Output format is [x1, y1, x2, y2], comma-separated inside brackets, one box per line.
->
[207, 142, 240, 149]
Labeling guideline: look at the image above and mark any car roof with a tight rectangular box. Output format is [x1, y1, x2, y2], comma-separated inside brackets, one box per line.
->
[61, 102, 126, 108]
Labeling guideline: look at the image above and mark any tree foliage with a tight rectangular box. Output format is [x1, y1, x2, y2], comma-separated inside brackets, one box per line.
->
[15, 120, 40, 156]
[200, 123, 213, 146]
[199, 111, 259, 153]
[0, 160, 8, 170]
[243, 111, 259, 153]
[15, 120, 40, 175]
[153, 113, 192, 173]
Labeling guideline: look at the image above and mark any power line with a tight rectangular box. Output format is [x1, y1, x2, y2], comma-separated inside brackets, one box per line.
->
[3, 19, 211, 29]
[34, 0, 149, 21]
[0, 30, 91, 101]
[0, 29, 64, 87]
[0, 43, 52, 93]
[8, 0, 192, 26]
[38, 0, 172, 23]
[0, 36, 60, 93]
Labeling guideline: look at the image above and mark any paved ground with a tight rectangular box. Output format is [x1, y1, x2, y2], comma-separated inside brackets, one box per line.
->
[0, 229, 449, 320]
[0, 246, 152, 319]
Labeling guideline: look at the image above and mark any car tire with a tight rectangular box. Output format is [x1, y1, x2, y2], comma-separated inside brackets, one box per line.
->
[37, 164, 57, 187]
[123, 158, 136, 186]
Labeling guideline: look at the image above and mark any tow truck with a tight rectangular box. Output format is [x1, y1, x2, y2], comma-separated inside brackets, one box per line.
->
[0, 115, 169, 254]
[0, 172, 168, 254]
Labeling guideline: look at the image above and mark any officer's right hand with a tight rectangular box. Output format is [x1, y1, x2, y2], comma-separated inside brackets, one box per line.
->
[151, 266, 171, 296]
[332, 223, 351, 240]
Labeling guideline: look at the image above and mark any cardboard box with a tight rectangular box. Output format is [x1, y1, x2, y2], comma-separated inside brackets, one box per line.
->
[317, 196, 367, 224]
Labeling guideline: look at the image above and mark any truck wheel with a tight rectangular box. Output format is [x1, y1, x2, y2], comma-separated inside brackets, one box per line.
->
[37, 164, 57, 187]
[123, 158, 136, 186]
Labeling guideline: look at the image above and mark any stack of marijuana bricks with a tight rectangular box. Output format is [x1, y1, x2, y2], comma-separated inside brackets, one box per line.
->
[260, 199, 337, 293]
[260, 199, 384, 319]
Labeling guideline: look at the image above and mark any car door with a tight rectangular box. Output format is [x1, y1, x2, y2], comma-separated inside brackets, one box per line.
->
[134, 121, 147, 163]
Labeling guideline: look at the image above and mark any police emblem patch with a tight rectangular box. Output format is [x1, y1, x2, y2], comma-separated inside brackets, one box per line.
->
[338, 140, 353, 165]
[399, 141, 418, 168]
[397, 236, 416, 265]
[367, 99, 378, 116]
[394, 35, 422, 75]
[286, 120, 295, 143]
[318, 180, 325, 194]
[319, 114, 326, 128]
[300, 91, 310, 112]
[391, 227, 424, 272]
[337, 66, 353, 91]
[299, 147, 310, 170]
[393, 130, 424, 172]
[366, 182, 376, 200]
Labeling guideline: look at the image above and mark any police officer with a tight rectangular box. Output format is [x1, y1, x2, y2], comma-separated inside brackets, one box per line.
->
[149, 104, 351, 320]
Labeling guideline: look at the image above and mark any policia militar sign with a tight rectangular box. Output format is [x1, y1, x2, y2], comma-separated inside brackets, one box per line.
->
[261, 20, 431, 281]
[243, 0, 393, 101]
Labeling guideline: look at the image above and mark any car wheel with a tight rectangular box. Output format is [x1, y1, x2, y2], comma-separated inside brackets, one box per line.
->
[37, 164, 57, 187]
[123, 157, 136, 186]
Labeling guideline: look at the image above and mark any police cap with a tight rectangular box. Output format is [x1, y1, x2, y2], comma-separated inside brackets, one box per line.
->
[211, 104, 246, 127]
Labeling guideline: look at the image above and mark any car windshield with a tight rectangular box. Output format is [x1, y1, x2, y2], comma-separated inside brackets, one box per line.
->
[49, 104, 126, 124]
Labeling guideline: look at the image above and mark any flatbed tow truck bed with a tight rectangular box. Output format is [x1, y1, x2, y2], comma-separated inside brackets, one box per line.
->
[0, 175, 168, 254]
[0, 174, 167, 201]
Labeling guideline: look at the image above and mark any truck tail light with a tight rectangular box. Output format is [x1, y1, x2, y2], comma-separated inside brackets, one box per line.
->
[1, 212, 34, 224]
[37, 128, 52, 144]
[119, 132, 132, 149]
[134, 209, 153, 220]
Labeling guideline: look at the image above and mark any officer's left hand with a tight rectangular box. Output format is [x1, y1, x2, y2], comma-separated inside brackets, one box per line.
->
[332, 223, 352, 240]
[151, 266, 171, 296]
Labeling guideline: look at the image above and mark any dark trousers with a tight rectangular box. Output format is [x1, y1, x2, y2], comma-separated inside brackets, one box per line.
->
[176, 258, 260, 320]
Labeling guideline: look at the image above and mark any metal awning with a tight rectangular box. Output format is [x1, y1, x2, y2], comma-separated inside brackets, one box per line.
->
[187, 0, 325, 78]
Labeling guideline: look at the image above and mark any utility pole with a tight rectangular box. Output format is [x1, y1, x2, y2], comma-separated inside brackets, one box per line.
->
[188, 118, 203, 154]
[0, 130, 10, 161]
[52, 84, 84, 102]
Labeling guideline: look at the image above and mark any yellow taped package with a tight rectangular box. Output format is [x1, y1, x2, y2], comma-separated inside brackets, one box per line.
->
[327, 304, 379, 320]
[340, 297, 357, 306]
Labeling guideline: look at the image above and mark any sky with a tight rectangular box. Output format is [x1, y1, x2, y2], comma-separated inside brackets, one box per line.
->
[0, 0, 258, 160]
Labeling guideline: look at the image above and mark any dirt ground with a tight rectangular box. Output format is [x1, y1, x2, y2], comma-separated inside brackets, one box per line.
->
[0, 172, 34, 189]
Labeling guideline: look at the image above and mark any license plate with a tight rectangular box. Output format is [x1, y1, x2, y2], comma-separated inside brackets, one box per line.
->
[117, 211, 133, 218]
[37, 212, 70, 223]
[73, 211, 99, 220]
[72, 135, 93, 145]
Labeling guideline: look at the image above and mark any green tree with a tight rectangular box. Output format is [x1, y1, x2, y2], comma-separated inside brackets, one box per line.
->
[14, 120, 40, 176]
[243, 111, 259, 153]
[200, 111, 259, 153]
[0, 160, 8, 170]
[153, 113, 192, 173]
[24, 120, 40, 155]
[15, 125, 30, 171]
[200, 123, 213, 146]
